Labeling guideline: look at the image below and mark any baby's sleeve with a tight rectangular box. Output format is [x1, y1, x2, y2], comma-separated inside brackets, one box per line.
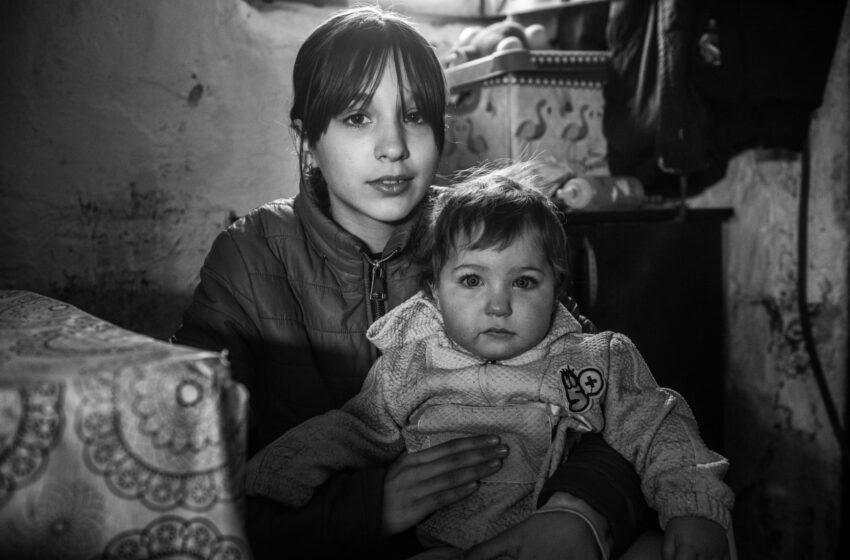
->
[600, 333, 734, 530]
[244, 355, 405, 507]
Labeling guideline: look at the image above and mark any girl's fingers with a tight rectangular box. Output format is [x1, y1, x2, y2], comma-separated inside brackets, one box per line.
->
[381, 437, 510, 534]
[389, 436, 506, 476]
[401, 446, 508, 496]
[415, 479, 480, 512]
[414, 457, 503, 501]
[404, 434, 503, 463]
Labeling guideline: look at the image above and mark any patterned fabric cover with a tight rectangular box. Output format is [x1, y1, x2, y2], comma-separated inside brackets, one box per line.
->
[0, 290, 250, 560]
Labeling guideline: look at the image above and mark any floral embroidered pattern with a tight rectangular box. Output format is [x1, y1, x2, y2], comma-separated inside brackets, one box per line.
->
[0, 290, 167, 359]
[0, 291, 73, 326]
[0, 382, 64, 508]
[99, 515, 249, 560]
[75, 358, 245, 511]
[1, 290, 249, 556]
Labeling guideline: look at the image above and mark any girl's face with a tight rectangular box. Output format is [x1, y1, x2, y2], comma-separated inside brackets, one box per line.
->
[308, 62, 439, 252]
[433, 230, 557, 362]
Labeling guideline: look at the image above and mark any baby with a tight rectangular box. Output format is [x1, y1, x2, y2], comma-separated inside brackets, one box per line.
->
[246, 164, 734, 558]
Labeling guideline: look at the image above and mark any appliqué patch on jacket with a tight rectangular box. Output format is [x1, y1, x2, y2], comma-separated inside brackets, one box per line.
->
[558, 365, 605, 412]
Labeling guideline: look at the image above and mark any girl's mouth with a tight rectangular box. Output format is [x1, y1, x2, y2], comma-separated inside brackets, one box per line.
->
[368, 175, 413, 194]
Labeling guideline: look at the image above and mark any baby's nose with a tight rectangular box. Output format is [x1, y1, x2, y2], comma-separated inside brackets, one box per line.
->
[485, 292, 512, 316]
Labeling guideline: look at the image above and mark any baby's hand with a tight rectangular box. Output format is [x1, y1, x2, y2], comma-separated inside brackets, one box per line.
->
[663, 516, 728, 560]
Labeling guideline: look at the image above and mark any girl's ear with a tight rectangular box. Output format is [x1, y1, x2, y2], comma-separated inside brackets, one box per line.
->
[292, 118, 304, 137]
[293, 119, 309, 150]
[292, 118, 305, 146]
[294, 119, 318, 171]
[303, 148, 317, 169]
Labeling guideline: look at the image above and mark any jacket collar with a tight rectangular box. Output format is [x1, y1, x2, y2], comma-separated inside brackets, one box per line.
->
[294, 177, 427, 266]
[368, 291, 585, 368]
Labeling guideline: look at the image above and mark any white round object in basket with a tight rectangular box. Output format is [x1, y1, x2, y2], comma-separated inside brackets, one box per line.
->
[496, 36, 525, 51]
[458, 25, 483, 45]
[524, 23, 550, 49]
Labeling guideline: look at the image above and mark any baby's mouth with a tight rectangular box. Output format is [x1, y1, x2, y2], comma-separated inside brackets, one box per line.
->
[483, 328, 514, 337]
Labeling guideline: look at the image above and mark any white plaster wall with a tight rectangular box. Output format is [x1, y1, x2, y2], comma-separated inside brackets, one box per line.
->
[1, 0, 308, 338]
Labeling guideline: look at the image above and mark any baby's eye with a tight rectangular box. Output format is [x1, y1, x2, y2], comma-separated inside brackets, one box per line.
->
[459, 274, 482, 288]
[342, 112, 370, 127]
[514, 276, 538, 289]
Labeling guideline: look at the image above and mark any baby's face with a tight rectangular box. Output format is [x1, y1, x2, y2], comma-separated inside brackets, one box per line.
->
[433, 232, 556, 362]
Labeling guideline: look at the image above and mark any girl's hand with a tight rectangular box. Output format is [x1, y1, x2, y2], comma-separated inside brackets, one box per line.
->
[381, 435, 508, 536]
[463, 511, 602, 560]
[663, 516, 729, 560]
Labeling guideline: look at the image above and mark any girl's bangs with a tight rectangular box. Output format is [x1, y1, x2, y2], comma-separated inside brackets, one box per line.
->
[323, 43, 390, 117]
[332, 40, 443, 120]
[393, 43, 446, 138]
[305, 24, 445, 148]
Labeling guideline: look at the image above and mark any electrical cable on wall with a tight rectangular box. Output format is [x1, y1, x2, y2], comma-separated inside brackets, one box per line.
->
[797, 129, 850, 472]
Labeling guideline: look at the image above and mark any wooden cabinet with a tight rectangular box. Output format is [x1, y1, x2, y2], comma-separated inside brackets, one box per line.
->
[562, 208, 733, 450]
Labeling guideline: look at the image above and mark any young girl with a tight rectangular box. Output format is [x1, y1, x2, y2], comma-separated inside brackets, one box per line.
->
[245, 165, 734, 559]
[173, 6, 652, 559]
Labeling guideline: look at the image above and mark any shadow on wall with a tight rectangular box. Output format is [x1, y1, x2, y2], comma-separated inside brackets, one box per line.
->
[726, 384, 844, 560]
[49, 278, 193, 342]
[0, 183, 239, 341]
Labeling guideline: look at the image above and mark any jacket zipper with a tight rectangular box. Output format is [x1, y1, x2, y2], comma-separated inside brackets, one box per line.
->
[363, 248, 399, 320]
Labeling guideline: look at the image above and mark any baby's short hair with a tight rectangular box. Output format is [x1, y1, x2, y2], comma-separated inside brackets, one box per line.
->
[420, 162, 570, 296]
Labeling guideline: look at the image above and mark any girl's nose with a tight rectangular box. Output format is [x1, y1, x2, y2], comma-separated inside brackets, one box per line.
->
[374, 120, 409, 161]
[485, 290, 512, 316]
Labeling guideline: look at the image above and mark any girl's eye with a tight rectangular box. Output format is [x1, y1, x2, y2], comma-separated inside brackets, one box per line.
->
[342, 112, 370, 127]
[404, 109, 425, 124]
[514, 276, 538, 289]
[459, 274, 482, 288]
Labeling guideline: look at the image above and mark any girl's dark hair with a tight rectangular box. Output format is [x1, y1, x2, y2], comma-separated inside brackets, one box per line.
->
[290, 6, 447, 182]
[418, 162, 571, 298]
